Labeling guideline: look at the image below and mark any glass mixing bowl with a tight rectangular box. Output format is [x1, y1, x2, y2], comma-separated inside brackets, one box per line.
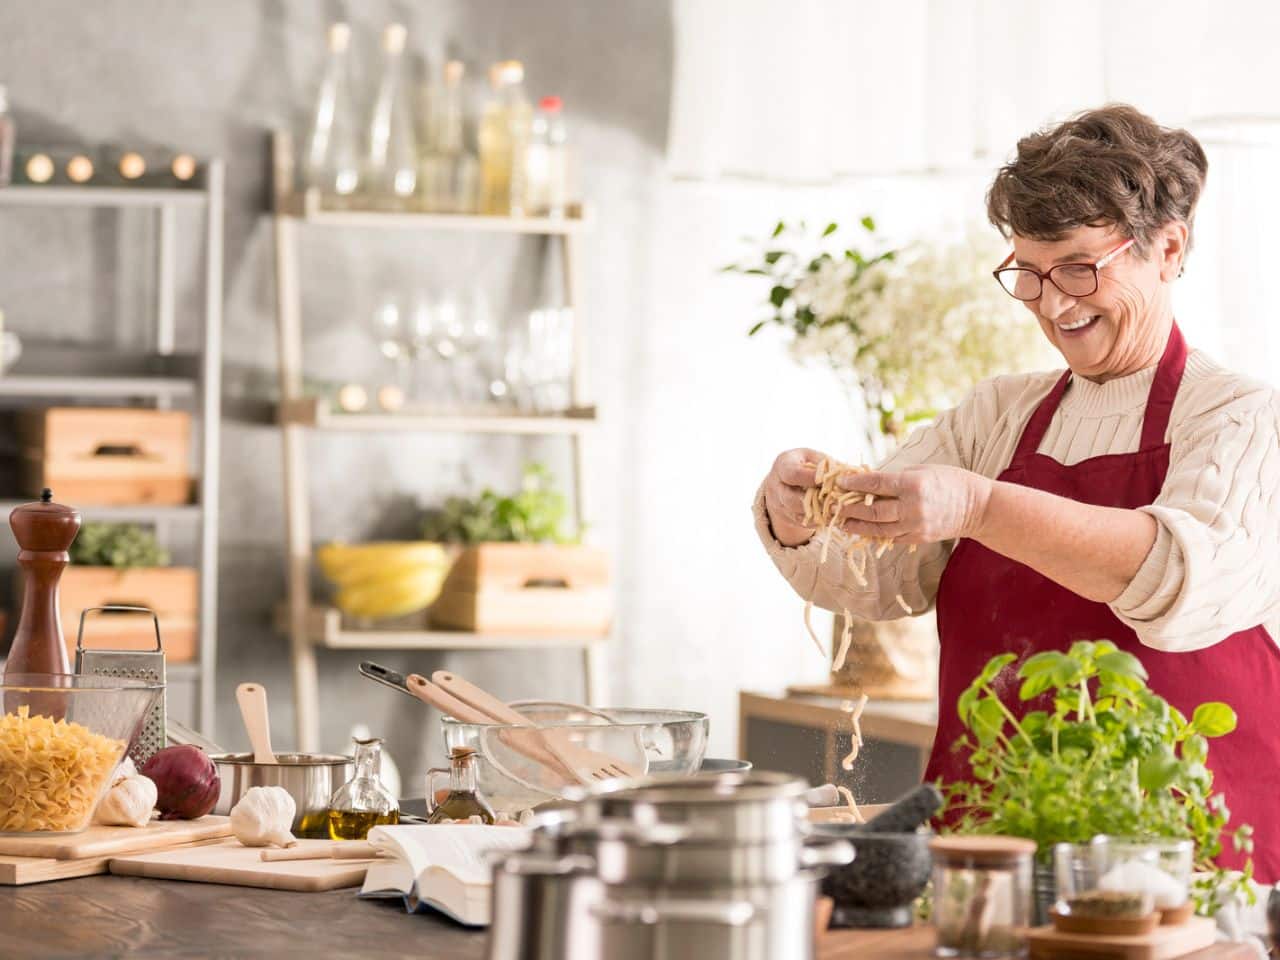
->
[441, 701, 709, 815]
[0, 674, 162, 835]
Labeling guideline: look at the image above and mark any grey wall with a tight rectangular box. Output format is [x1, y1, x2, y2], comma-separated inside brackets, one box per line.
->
[0, 0, 672, 788]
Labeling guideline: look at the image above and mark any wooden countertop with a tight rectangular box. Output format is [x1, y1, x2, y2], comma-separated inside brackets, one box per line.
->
[0, 875, 1259, 959]
[741, 690, 939, 749]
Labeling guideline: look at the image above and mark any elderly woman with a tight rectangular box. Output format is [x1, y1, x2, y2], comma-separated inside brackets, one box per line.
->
[755, 105, 1280, 880]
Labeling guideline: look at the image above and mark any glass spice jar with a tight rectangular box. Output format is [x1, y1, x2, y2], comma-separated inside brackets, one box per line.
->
[929, 835, 1037, 958]
[426, 746, 496, 824]
[327, 737, 400, 839]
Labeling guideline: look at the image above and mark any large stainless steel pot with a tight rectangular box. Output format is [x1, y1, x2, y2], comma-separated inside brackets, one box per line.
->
[487, 772, 853, 960]
[210, 752, 352, 837]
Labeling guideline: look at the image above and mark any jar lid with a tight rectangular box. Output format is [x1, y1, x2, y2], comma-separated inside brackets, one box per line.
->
[929, 835, 1037, 866]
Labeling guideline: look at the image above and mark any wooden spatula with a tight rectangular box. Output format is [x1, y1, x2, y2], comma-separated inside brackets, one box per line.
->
[432, 671, 644, 782]
[236, 683, 277, 764]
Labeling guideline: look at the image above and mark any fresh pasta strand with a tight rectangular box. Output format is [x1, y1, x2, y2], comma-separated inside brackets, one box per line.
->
[840, 694, 868, 770]
[833, 611, 854, 672]
[836, 785, 864, 823]
[803, 600, 827, 658]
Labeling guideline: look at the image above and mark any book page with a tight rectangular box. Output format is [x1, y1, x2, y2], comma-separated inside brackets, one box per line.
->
[366, 824, 532, 889]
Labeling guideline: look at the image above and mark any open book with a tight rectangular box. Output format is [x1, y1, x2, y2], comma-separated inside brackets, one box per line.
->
[360, 824, 532, 927]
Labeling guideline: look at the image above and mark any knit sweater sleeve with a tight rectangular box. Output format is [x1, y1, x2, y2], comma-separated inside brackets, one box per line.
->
[1110, 374, 1280, 651]
[751, 377, 1013, 620]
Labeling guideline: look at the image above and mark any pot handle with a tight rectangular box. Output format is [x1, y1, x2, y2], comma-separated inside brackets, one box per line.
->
[798, 837, 855, 869]
[591, 899, 756, 927]
[496, 853, 596, 876]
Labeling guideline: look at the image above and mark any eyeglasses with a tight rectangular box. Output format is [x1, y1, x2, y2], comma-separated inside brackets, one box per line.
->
[993, 238, 1135, 301]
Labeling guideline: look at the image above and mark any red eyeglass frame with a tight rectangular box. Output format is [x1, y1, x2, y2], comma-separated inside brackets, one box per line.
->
[993, 237, 1135, 301]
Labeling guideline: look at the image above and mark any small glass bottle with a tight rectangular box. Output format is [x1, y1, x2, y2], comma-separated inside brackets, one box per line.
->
[0, 85, 13, 187]
[327, 737, 400, 840]
[365, 23, 417, 208]
[929, 835, 1036, 958]
[419, 60, 478, 214]
[302, 23, 361, 202]
[426, 746, 496, 824]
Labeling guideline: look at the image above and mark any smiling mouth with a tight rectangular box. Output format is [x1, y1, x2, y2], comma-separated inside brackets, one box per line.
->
[1057, 315, 1100, 334]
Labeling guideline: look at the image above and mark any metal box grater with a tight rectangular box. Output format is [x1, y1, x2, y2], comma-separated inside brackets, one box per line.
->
[74, 605, 166, 768]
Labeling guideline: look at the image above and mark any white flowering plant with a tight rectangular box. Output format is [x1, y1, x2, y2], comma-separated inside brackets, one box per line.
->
[726, 217, 1055, 438]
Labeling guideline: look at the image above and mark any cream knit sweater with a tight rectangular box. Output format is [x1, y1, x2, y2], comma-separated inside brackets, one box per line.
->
[754, 349, 1280, 652]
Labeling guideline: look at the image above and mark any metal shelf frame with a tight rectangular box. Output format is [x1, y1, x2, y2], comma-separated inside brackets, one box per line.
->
[270, 131, 606, 750]
[0, 168, 223, 735]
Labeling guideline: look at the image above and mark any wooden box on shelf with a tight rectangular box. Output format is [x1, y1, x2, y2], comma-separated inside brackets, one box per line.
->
[429, 543, 611, 635]
[17, 566, 198, 662]
[18, 407, 192, 505]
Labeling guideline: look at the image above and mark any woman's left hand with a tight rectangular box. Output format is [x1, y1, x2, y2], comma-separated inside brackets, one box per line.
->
[835, 464, 993, 545]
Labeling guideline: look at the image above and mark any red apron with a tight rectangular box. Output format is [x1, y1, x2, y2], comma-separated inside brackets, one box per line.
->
[926, 324, 1280, 882]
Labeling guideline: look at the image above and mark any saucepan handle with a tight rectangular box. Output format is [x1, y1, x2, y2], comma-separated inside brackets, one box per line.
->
[591, 899, 757, 927]
[798, 837, 855, 869]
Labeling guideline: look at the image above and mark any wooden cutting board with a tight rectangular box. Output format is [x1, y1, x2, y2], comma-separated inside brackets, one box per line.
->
[1028, 916, 1217, 960]
[819, 924, 1247, 960]
[109, 838, 375, 892]
[0, 837, 228, 886]
[0, 816, 231, 860]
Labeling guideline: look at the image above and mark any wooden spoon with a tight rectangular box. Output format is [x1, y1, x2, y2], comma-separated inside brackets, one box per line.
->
[236, 682, 277, 764]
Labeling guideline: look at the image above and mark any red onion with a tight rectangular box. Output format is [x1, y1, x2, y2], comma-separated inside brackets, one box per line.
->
[140, 745, 220, 820]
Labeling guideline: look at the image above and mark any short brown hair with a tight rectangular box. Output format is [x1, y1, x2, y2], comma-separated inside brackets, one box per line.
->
[986, 104, 1208, 258]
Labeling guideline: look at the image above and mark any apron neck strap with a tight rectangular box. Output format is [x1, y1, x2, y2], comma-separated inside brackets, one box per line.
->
[1012, 322, 1188, 464]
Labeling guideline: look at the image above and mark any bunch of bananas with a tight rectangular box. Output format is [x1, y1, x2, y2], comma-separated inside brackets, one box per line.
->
[316, 541, 453, 620]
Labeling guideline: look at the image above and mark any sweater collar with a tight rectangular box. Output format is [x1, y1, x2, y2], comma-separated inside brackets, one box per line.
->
[1061, 364, 1158, 417]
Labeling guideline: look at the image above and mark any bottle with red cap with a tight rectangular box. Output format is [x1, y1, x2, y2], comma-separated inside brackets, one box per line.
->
[524, 95, 570, 218]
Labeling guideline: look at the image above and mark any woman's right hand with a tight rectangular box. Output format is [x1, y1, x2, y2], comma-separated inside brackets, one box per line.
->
[763, 448, 823, 547]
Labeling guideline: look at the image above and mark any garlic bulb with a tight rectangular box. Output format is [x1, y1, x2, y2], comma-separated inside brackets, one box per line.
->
[94, 768, 158, 827]
[230, 786, 297, 848]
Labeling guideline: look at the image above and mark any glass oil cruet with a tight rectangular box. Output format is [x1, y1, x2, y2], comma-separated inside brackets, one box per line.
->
[328, 736, 400, 839]
[426, 746, 496, 824]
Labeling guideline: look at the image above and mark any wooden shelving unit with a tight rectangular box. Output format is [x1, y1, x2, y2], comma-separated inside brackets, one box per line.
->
[0, 167, 224, 735]
[270, 131, 607, 750]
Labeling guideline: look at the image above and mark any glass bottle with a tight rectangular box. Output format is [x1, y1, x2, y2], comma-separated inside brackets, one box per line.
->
[420, 60, 478, 214]
[525, 95, 570, 218]
[303, 22, 361, 202]
[478, 61, 532, 215]
[328, 737, 400, 840]
[0, 86, 16, 187]
[426, 746, 496, 824]
[365, 23, 417, 208]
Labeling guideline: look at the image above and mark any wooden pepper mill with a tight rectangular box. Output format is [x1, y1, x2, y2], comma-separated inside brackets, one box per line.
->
[4, 487, 81, 678]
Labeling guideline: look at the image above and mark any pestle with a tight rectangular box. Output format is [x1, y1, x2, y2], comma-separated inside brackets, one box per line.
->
[858, 784, 943, 834]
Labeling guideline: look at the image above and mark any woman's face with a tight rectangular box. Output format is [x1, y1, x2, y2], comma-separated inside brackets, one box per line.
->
[1010, 223, 1185, 381]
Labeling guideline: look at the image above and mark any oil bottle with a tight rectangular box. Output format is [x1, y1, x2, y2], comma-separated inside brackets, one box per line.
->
[328, 736, 400, 839]
[426, 746, 496, 824]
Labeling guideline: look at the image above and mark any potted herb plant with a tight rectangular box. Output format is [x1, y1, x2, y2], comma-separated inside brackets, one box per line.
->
[421, 463, 610, 635]
[944, 641, 1253, 917]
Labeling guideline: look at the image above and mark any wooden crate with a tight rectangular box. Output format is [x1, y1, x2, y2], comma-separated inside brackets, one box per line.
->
[18, 407, 192, 505]
[428, 543, 611, 634]
[17, 566, 199, 661]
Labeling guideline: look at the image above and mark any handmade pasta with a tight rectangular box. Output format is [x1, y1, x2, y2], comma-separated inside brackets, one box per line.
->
[841, 694, 868, 771]
[0, 707, 125, 833]
[836, 785, 864, 823]
[800, 457, 913, 661]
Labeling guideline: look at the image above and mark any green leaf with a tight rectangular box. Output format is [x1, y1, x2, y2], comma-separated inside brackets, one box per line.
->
[1190, 703, 1237, 738]
[978, 653, 1017, 687]
[973, 697, 1006, 747]
[1138, 746, 1180, 792]
[771, 220, 785, 238]
[1182, 734, 1208, 765]
[769, 285, 789, 308]
[957, 686, 979, 726]
[1019, 651, 1064, 678]
[860, 215, 876, 232]
[1019, 672, 1054, 701]
[822, 222, 838, 237]
[747, 321, 766, 336]
[1052, 659, 1084, 689]
[763, 251, 785, 265]
[1097, 650, 1148, 682]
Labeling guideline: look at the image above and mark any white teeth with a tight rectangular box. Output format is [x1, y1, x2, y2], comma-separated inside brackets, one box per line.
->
[1059, 316, 1097, 331]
